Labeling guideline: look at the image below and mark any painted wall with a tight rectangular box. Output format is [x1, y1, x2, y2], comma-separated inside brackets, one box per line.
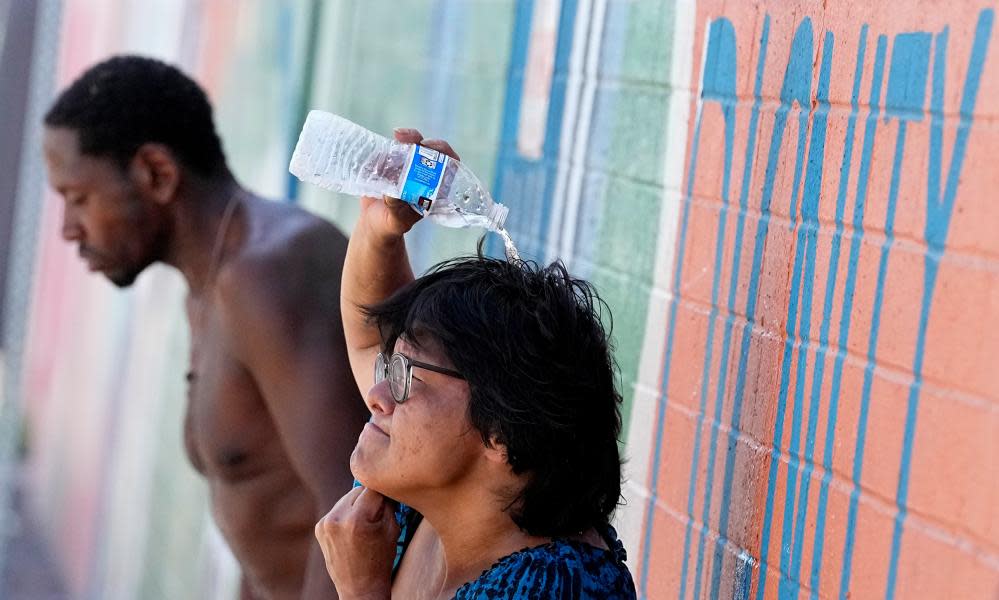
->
[1, 1, 996, 599]
[630, 3, 999, 599]
[8, 2, 324, 598]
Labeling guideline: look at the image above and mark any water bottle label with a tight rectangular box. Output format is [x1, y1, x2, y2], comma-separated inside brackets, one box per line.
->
[399, 145, 450, 213]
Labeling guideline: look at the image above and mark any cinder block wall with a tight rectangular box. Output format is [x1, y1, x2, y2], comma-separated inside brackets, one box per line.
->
[629, 3, 999, 599]
[6, 1, 996, 599]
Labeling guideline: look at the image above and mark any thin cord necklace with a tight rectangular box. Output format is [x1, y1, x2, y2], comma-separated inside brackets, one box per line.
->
[186, 192, 242, 385]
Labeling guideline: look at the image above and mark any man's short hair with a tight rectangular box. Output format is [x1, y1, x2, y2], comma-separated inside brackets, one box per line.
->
[365, 248, 624, 538]
[45, 54, 228, 177]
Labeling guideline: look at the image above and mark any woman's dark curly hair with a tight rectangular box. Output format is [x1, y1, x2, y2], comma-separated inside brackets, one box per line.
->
[363, 246, 624, 538]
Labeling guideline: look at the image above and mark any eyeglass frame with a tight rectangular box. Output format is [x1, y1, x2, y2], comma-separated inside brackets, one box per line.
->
[374, 352, 465, 404]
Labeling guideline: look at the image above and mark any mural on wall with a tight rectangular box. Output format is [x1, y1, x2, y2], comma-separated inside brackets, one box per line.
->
[2, 1, 996, 599]
[633, 2, 998, 599]
[14, 2, 322, 598]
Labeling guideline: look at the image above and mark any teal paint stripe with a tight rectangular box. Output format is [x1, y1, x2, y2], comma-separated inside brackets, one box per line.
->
[702, 14, 771, 599]
[286, 0, 322, 203]
[885, 11, 993, 600]
[775, 30, 834, 600]
[641, 109, 702, 600]
[839, 30, 932, 599]
[798, 24, 868, 599]
[807, 33, 886, 596]
[738, 18, 814, 600]
[639, 16, 743, 597]
[677, 17, 738, 599]
[489, 0, 578, 260]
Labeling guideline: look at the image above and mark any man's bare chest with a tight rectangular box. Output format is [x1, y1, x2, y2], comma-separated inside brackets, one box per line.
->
[183, 311, 274, 478]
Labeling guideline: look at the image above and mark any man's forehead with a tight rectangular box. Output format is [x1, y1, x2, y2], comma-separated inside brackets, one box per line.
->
[43, 126, 81, 158]
[43, 127, 117, 181]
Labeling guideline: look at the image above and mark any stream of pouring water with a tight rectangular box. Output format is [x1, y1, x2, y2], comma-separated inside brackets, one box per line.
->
[495, 227, 520, 262]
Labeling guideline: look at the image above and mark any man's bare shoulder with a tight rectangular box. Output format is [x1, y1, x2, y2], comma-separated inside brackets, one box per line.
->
[216, 196, 348, 321]
[238, 195, 349, 278]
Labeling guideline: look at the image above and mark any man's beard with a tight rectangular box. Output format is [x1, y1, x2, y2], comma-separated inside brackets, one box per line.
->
[106, 267, 141, 288]
[98, 253, 148, 288]
[92, 231, 163, 289]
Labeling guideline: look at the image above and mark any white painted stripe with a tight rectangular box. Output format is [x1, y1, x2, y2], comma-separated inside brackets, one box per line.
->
[546, 0, 592, 263]
[517, 0, 563, 160]
[617, 0, 698, 566]
[556, 0, 607, 267]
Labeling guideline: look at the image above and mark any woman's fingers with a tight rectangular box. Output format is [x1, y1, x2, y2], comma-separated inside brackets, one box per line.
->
[419, 138, 460, 162]
[353, 486, 389, 523]
[392, 127, 460, 162]
[314, 486, 398, 596]
[393, 127, 423, 145]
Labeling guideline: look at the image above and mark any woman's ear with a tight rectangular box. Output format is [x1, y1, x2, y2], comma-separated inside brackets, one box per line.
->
[483, 436, 510, 465]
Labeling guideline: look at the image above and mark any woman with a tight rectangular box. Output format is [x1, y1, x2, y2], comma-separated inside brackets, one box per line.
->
[316, 130, 637, 599]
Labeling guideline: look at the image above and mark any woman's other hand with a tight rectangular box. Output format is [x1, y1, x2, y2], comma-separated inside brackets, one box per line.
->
[315, 486, 400, 600]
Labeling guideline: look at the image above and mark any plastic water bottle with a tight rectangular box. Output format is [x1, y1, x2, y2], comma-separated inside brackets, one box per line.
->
[290, 110, 510, 235]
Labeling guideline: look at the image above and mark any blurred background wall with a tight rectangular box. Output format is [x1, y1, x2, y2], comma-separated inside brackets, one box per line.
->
[0, 1, 996, 599]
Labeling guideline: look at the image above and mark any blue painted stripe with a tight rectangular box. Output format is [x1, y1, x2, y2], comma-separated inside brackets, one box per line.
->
[885, 11, 993, 600]
[839, 119, 909, 600]
[675, 19, 738, 600]
[498, 0, 533, 146]
[533, 0, 579, 257]
[702, 14, 771, 599]
[285, 0, 324, 203]
[775, 31, 834, 600]
[489, 0, 577, 260]
[729, 18, 814, 600]
[637, 21, 716, 590]
[641, 18, 745, 597]
[733, 552, 755, 600]
[839, 30, 932, 599]
[754, 170, 808, 600]
[640, 108, 702, 600]
[793, 24, 868, 599]
[490, 0, 534, 209]
[883, 260, 935, 599]
[808, 32, 886, 598]
[684, 134, 739, 594]
[489, 0, 534, 259]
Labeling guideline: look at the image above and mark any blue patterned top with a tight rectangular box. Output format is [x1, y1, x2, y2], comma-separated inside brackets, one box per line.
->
[393, 504, 637, 599]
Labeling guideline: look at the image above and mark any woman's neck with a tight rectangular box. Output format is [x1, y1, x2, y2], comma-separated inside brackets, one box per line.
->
[411, 489, 549, 595]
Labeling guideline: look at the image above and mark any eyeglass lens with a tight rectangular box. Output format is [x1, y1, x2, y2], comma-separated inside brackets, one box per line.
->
[374, 353, 409, 403]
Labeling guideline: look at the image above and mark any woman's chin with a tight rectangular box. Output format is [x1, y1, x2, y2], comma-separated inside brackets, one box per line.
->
[350, 469, 396, 499]
[349, 450, 380, 489]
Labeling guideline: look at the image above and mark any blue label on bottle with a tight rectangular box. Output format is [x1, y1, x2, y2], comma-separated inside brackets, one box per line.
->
[399, 145, 449, 214]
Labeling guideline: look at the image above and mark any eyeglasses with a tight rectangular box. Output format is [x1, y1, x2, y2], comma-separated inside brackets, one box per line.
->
[374, 352, 465, 404]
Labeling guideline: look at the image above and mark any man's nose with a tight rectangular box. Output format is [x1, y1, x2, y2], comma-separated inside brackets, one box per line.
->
[60, 207, 82, 242]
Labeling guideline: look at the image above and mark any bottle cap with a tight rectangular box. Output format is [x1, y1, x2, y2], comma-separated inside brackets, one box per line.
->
[488, 203, 509, 231]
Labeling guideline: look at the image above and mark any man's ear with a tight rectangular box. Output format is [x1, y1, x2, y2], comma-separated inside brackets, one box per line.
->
[130, 143, 180, 205]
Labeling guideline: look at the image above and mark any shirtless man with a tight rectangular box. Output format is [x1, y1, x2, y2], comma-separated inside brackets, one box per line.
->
[41, 55, 366, 599]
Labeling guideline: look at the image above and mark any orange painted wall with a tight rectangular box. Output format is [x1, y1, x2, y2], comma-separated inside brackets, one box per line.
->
[633, 2, 999, 598]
